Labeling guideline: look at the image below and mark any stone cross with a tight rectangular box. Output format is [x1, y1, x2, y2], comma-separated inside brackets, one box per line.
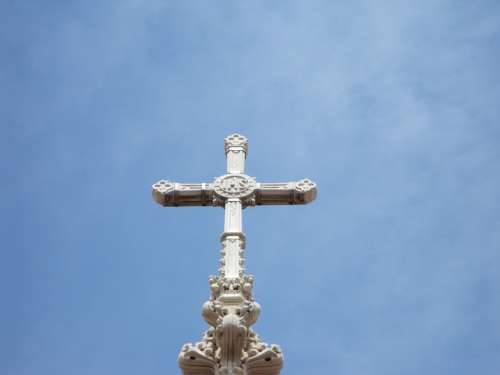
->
[152, 134, 317, 375]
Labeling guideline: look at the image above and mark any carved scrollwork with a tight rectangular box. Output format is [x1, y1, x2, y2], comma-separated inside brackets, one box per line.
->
[207, 275, 255, 302]
[181, 273, 280, 375]
[244, 330, 284, 375]
[245, 345, 283, 375]
[241, 300, 261, 327]
[202, 301, 220, 327]
[216, 313, 247, 374]
[178, 329, 217, 375]
[181, 297, 282, 375]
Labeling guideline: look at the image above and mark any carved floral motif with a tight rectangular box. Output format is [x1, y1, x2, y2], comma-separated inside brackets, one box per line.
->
[295, 178, 316, 193]
[224, 133, 249, 155]
[152, 179, 175, 194]
[214, 174, 256, 199]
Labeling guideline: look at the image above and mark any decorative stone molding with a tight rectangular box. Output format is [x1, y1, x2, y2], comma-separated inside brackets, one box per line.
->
[178, 329, 217, 375]
[180, 274, 279, 375]
[224, 133, 249, 155]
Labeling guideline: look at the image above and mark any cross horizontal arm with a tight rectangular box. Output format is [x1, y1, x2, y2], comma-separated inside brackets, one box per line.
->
[152, 180, 217, 207]
[255, 179, 317, 205]
[152, 178, 318, 207]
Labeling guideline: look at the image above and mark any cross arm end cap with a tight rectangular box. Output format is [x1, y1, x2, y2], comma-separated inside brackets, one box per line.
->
[224, 133, 248, 155]
[152, 180, 175, 206]
[152, 180, 217, 207]
[294, 178, 317, 204]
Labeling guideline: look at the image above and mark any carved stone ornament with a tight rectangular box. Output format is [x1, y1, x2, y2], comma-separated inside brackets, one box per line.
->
[179, 275, 282, 375]
[224, 133, 249, 155]
[152, 134, 317, 375]
[153, 179, 175, 194]
[295, 178, 316, 193]
[214, 174, 256, 199]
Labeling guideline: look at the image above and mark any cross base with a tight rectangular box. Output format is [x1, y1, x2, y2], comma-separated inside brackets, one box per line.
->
[178, 275, 283, 375]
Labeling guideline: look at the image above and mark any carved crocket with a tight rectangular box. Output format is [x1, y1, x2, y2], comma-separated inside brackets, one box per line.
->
[178, 276, 283, 375]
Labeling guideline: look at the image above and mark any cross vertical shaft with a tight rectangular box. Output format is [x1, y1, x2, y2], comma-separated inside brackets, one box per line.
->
[222, 199, 244, 279]
[221, 134, 248, 280]
[225, 134, 247, 174]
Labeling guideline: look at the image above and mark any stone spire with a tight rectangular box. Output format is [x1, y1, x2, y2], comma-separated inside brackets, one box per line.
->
[152, 134, 317, 375]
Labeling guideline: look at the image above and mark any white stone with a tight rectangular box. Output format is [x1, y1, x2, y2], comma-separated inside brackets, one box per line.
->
[152, 134, 317, 375]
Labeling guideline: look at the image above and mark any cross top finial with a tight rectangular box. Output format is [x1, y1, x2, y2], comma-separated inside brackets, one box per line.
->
[152, 134, 316, 375]
[224, 133, 248, 155]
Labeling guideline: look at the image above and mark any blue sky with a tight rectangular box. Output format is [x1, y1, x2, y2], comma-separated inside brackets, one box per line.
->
[2, 1, 500, 374]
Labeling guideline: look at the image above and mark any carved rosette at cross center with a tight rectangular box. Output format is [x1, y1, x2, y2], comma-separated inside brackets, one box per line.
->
[152, 134, 317, 375]
[214, 174, 256, 199]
